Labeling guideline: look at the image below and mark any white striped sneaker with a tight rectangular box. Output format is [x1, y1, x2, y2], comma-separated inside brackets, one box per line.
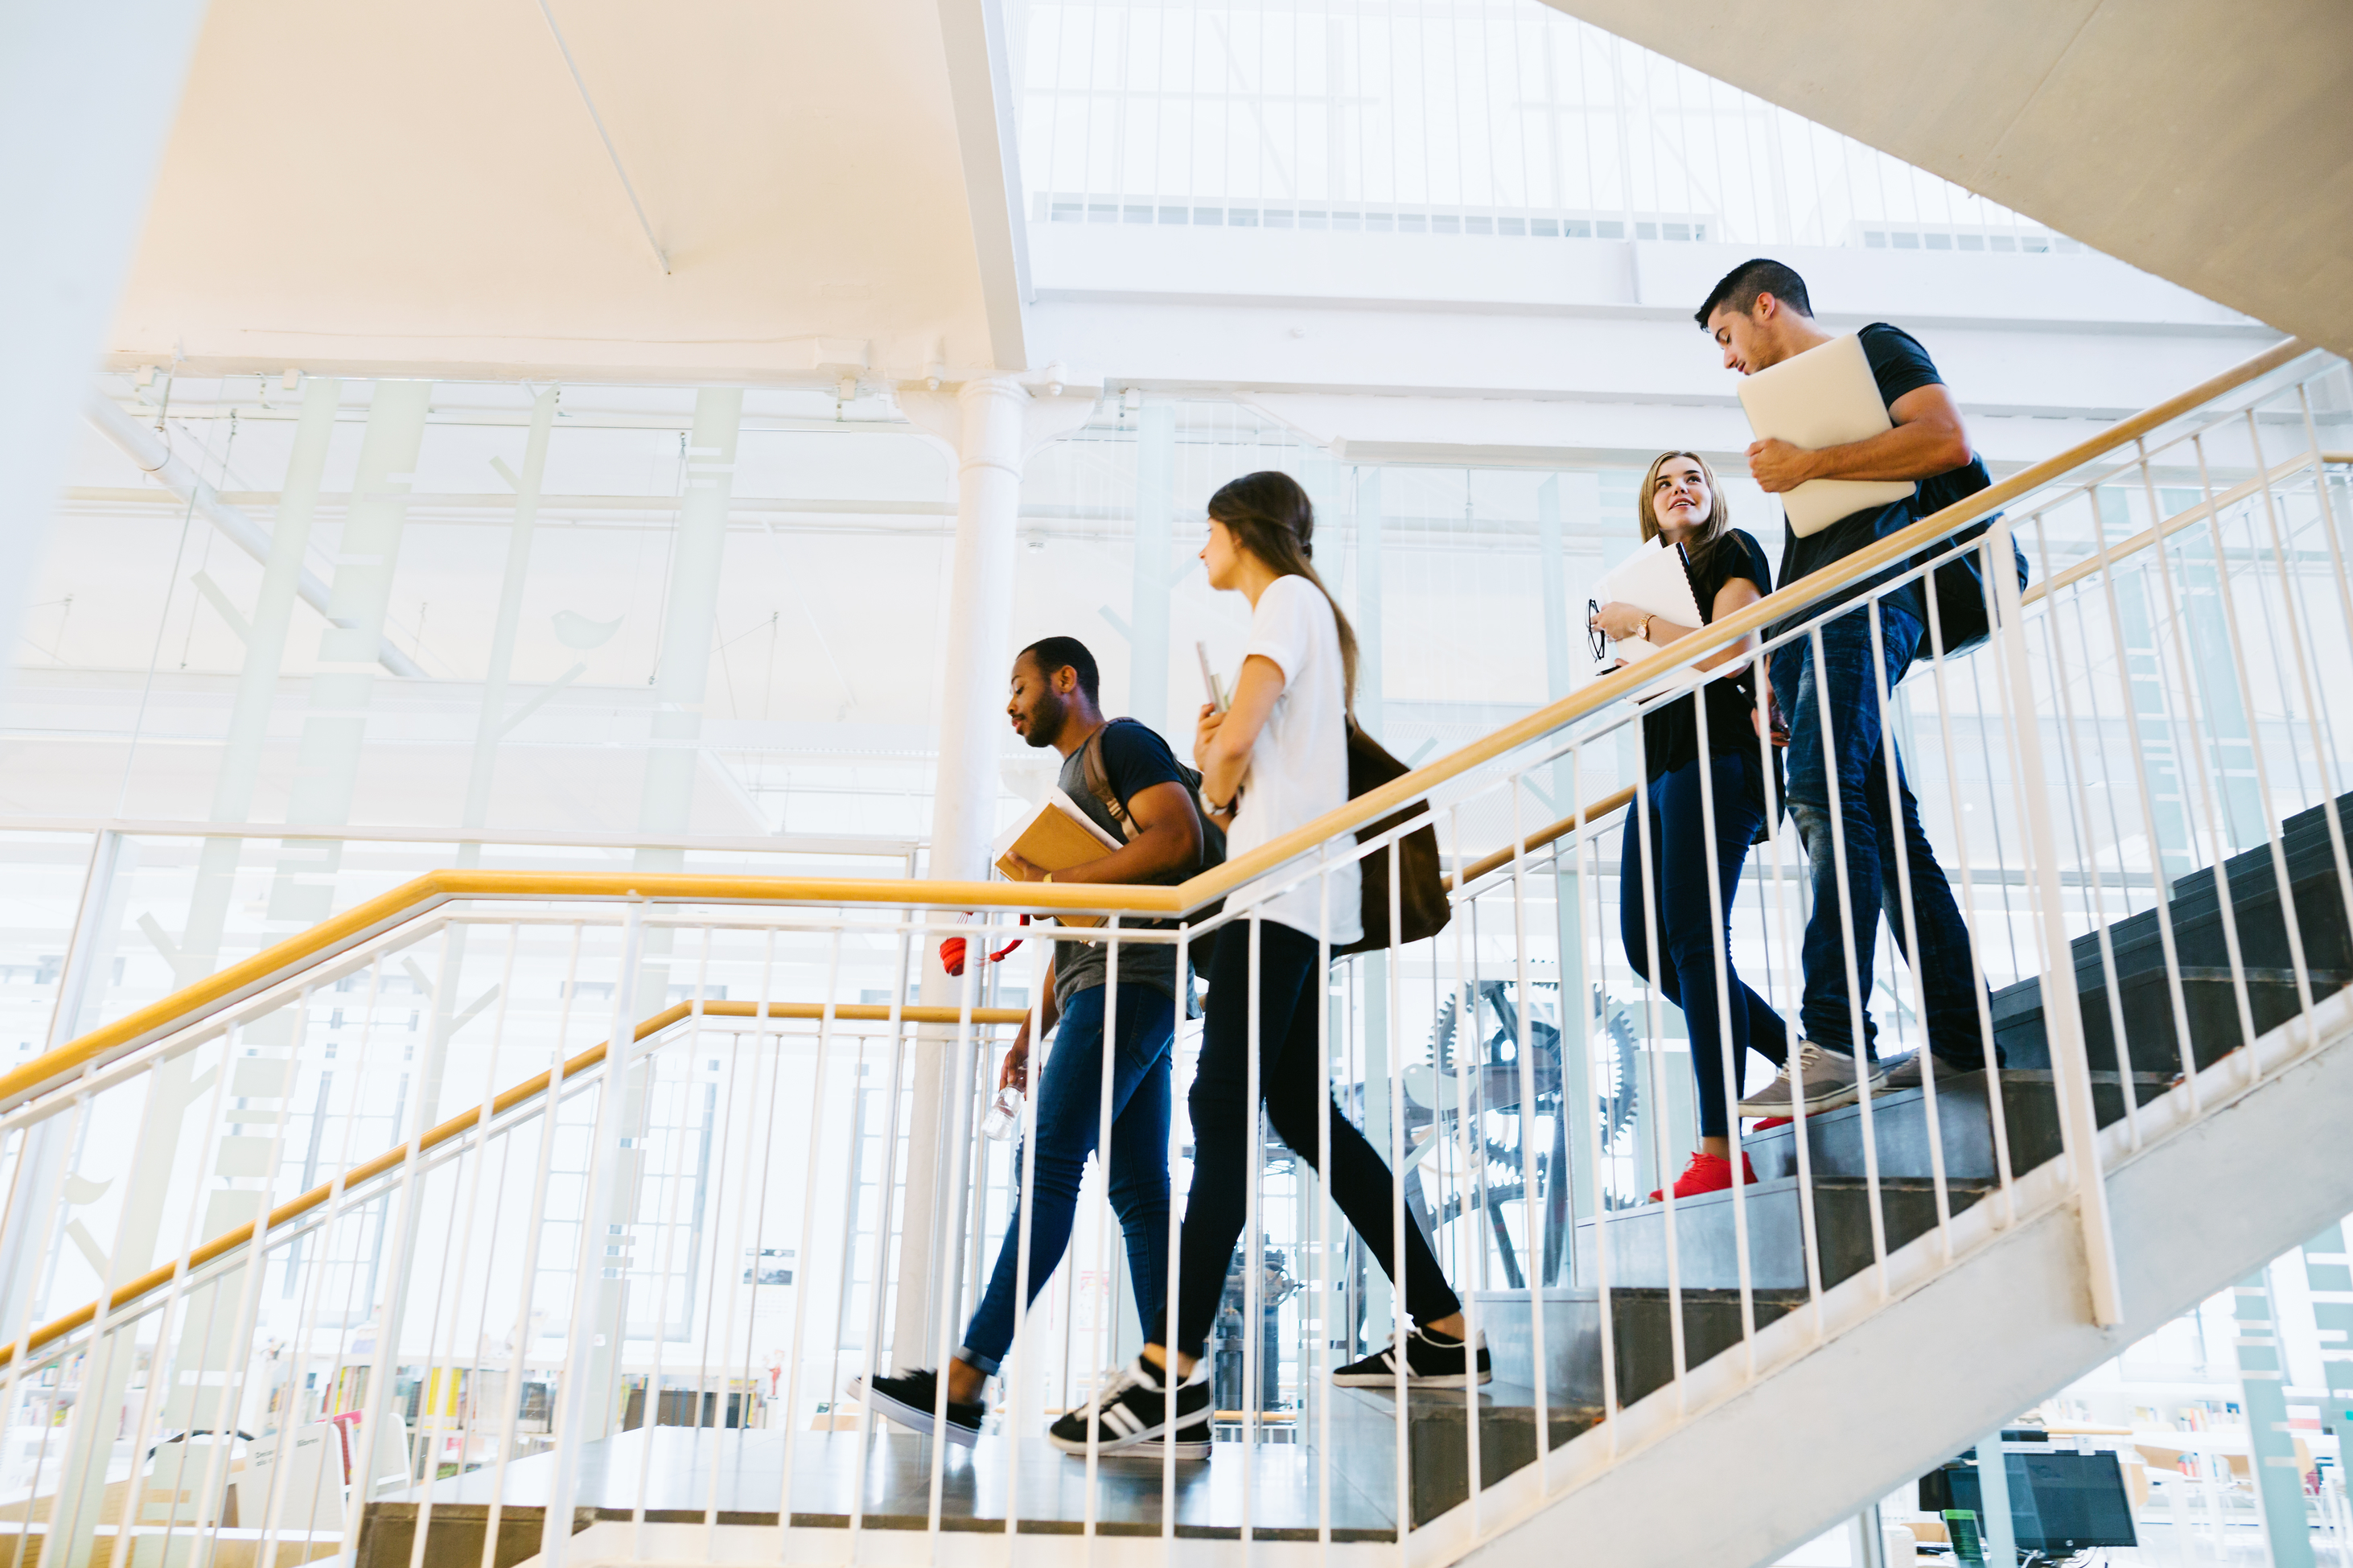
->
[1330, 1327, 1492, 1389]
[1046, 1356, 1211, 1458]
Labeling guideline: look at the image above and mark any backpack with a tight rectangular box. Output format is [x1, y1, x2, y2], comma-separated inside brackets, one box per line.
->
[1076, 718, 1228, 877]
[1915, 513, 2030, 660]
[1335, 722, 1451, 957]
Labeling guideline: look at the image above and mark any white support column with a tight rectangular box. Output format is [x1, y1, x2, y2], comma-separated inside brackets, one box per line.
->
[1991, 519, 2123, 1325]
[460, 385, 562, 846]
[269, 381, 434, 928]
[1538, 474, 1596, 1278]
[0, 830, 127, 1337]
[635, 387, 745, 865]
[1126, 402, 1177, 729]
[167, 377, 345, 984]
[1977, 1430, 2019, 1566]
[924, 377, 1031, 887]
[2236, 1269, 2320, 1568]
[891, 374, 1098, 1370]
[1352, 468, 1395, 1339]
[0, 1, 210, 704]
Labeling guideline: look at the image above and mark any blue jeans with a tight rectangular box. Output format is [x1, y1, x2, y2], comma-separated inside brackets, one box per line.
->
[956, 982, 1174, 1375]
[1621, 756, 1789, 1138]
[1771, 604, 1992, 1067]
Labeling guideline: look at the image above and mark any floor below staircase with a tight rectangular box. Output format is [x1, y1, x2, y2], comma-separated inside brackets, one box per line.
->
[360, 1380, 1597, 1564]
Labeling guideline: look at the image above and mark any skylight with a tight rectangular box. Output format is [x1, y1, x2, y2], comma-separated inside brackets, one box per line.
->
[1018, 0, 2072, 253]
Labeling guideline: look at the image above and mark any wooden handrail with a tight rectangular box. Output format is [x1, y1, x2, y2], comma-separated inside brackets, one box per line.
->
[0, 998, 1022, 1370]
[1428, 345, 2323, 883]
[2025, 449, 2321, 604]
[1447, 787, 1639, 891]
[0, 337, 2316, 1121]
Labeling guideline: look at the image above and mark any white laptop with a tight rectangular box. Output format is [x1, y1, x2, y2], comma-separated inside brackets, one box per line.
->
[1735, 331, 1916, 537]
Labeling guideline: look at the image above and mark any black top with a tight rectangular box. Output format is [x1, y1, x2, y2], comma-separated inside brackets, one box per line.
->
[1053, 718, 1188, 1010]
[1642, 529, 1775, 781]
[1770, 322, 1989, 641]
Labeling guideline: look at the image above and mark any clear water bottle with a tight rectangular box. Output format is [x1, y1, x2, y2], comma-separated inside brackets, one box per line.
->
[981, 1086, 1022, 1142]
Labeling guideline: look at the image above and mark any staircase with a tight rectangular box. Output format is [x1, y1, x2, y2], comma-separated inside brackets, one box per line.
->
[1994, 785, 2353, 1080]
[0, 342, 2346, 1568]
[1389, 792, 2353, 1537]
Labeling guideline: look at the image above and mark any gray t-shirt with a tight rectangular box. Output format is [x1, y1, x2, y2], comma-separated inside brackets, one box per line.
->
[1051, 719, 1193, 1014]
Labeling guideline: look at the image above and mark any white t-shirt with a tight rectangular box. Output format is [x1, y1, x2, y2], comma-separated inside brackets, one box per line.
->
[1225, 574, 1364, 945]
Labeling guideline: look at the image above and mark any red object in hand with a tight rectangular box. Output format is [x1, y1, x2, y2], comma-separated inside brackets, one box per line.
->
[940, 915, 1029, 977]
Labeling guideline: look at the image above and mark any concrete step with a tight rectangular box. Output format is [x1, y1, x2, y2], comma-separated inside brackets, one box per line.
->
[1474, 1286, 1808, 1411]
[1572, 1174, 1996, 1294]
[1743, 1069, 2167, 1185]
[1321, 1380, 1600, 1526]
[1993, 967, 2346, 1077]
[1993, 787, 2353, 1076]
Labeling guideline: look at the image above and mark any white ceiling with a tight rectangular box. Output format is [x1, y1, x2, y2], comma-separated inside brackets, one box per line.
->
[109, 0, 1025, 385]
[1536, 0, 2353, 360]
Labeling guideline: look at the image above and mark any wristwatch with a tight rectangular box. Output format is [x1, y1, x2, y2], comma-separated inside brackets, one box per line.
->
[1638, 612, 1655, 640]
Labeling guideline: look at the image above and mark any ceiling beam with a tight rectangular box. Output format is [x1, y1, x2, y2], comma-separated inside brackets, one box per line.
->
[935, 0, 1031, 371]
[533, 0, 668, 275]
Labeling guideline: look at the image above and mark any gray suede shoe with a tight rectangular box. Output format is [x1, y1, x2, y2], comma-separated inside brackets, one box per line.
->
[1735, 1041, 1886, 1117]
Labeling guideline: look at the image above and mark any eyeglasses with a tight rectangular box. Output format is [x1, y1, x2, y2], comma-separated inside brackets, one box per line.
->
[1587, 599, 1606, 662]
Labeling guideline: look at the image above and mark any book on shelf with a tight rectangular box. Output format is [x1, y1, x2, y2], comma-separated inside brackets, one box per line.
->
[993, 787, 1121, 927]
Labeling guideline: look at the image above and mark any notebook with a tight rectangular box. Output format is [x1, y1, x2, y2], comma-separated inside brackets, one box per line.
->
[993, 786, 1122, 927]
[1735, 331, 1917, 537]
[1590, 538, 1718, 706]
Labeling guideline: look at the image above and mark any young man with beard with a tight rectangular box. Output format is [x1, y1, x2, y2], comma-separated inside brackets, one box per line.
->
[1697, 257, 1995, 1114]
[850, 636, 1209, 1451]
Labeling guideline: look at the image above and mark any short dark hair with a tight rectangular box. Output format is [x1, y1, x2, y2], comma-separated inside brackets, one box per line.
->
[1694, 258, 1813, 329]
[1018, 636, 1100, 703]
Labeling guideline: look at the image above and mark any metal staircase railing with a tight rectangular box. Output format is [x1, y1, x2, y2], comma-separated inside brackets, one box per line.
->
[0, 337, 2343, 1567]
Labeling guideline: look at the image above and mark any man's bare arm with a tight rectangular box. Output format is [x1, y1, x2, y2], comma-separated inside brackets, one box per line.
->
[1009, 779, 1202, 887]
[1746, 382, 1972, 493]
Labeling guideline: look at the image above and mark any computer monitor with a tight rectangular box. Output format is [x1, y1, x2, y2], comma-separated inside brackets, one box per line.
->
[1926, 1450, 2138, 1556]
[2006, 1450, 2138, 1553]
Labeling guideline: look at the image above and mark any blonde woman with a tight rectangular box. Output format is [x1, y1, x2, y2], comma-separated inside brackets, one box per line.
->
[1047, 471, 1482, 1459]
[1590, 451, 1789, 1200]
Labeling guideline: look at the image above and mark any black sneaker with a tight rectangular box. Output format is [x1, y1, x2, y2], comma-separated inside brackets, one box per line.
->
[1330, 1327, 1492, 1389]
[848, 1369, 985, 1446]
[1047, 1356, 1211, 1458]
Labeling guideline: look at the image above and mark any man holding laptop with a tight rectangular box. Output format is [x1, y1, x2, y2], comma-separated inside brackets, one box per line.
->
[1697, 258, 1993, 1113]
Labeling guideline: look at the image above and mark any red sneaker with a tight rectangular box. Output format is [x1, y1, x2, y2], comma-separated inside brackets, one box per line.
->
[1750, 1116, 1794, 1132]
[1648, 1150, 1760, 1203]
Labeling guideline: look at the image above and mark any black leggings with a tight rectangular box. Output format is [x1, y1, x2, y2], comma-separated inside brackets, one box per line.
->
[1158, 920, 1462, 1357]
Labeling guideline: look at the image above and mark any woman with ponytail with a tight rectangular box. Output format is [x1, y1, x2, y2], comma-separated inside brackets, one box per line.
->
[1048, 471, 1483, 1459]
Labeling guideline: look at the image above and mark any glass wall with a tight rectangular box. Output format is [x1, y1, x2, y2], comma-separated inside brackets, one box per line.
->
[23, 375, 2351, 1046]
[1018, 0, 2079, 253]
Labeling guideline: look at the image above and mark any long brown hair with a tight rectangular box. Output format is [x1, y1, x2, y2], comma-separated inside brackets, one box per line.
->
[1638, 450, 1733, 569]
[1207, 470, 1360, 712]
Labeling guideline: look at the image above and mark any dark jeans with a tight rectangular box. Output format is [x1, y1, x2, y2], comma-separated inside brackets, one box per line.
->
[1159, 920, 1461, 1358]
[1771, 603, 1991, 1067]
[1621, 756, 1788, 1139]
[956, 982, 1174, 1375]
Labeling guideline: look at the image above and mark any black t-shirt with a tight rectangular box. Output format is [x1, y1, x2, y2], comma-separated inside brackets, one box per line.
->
[1641, 529, 1774, 781]
[1052, 718, 1190, 1010]
[1770, 323, 1989, 641]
